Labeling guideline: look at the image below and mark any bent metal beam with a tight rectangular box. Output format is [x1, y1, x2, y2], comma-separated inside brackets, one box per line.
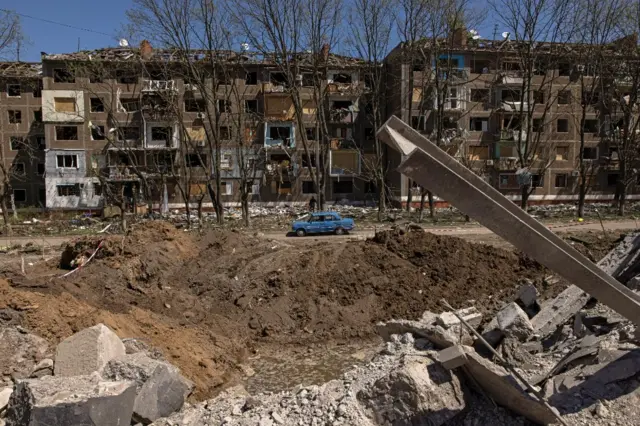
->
[377, 115, 640, 326]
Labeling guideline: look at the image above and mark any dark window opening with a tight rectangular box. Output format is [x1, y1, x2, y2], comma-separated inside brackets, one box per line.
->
[558, 63, 572, 76]
[302, 73, 315, 87]
[411, 116, 426, 131]
[90, 74, 103, 83]
[365, 181, 377, 193]
[36, 137, 45, 150]
[555, 174, 567, 188]
[469, 117, 488, 131]
[13, 189, 26, 202]
[54, 68, 74, 83]
[56, 154, 78, 168]
[10, 137, 23, 150]
[185, 154, 205, 168]
[185, 98, 206, 112]
[471, 89, 489, 103]
[558, 90, 571, 105]
[38, 188, 45, 202]
[472, 59, 492, 74]
[33, 110, 42, 122]
[91, 125, 105, 140]
[90, 98, 105, 112]
[501, 90, 522, 102]
[269, 126, 291, 140]
[302, 154, 317, 168]
[245, 71, 258, 85]
[532, 118, 544, 132]
[13, 163, 25, 175]
[218, 99, 232, 113]
[305, 127, 316, 140]
[37, 163, 45, 176]
[7, 84, 20, 97]
[245, 99, 258, 113]
[332, 73, 352, 84]
[220, 126, 231, 140]
[302, 181, 316, 194]
[120, 99, 139, 112]
[583, 119, 599, 133]
[608, 173, 619, 187]
[57, 184, 81, 196]
[365, 128, 375, 140]
[582, 147, 598, 160]
[583, 91, 600, 106]
[151, 127, 172, 141]
[94, 184, 102, 196]
[333, 180, 353, 194]
[32, 82, 42, 98]
[55, 126, 78, 140]
[118, 127, 141, 141]
[533, 91, 544, 104]
[8, 110, 21, 124]
[557, 119, 569, 133]
[501, 61, 521, 71]
[270, 72, 287, 85]
[503, 117, 522, 131]
[332, 100, 352, 110]
[116, 70, 137, 84]
[531, 174, 543, 188]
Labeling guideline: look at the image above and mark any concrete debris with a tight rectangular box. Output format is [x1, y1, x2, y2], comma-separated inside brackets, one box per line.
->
[28, 359, 53, 379]
[376, 316, 473, 349]
[516, 281, 538, 308]
[496, 303, 535, 341]
[5, 374, 136, 426]
[0, 327, 49, 380]
[54, 323, 126, 377]
[437, 345, 467, 370]
[0, 387, 12, 412]
[531, 285, 590, 337]
[102, 353, 193, 424]
[436, 306, 482, 329]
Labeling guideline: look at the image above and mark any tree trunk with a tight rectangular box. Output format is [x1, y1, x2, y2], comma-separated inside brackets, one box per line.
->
[241, 194, 249, 227]
[427, 191, 435, 218]
[406, 180, 413, 212]
[418, 190, 426, 223]
[578, 181, 586, 218]
[1, 196, 11, 236]
[617, 180, 626, 216]
[197, 197, 204, 224]
[377, 179, 385, 222]
[10, 193, 17, 219]
[520, 185, 530, 210]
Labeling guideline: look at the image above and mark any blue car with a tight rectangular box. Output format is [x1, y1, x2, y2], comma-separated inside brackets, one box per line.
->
[292, 212, 355, 237]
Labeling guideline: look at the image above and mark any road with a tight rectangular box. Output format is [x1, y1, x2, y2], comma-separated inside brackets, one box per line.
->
[0, 219, 636, 248]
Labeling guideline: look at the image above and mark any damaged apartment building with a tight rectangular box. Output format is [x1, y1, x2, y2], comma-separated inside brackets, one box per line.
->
[35, 41, 372, 210]
[385, 31, 640, 205]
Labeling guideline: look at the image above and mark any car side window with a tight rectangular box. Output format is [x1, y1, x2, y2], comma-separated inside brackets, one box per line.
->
[310, 216, 323, 222]
[325, 215, 335, 221]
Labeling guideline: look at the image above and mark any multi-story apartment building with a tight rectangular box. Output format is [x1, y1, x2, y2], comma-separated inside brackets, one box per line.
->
[38, 42, 372, 211]
[385, 32, 640, 205]
[0, 62, 45, 208]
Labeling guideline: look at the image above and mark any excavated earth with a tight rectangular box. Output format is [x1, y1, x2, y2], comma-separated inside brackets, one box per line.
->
[0, 221, 621, 400]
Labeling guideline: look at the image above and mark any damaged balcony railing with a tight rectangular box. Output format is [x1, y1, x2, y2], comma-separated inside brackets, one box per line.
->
[142, 79, 177, 92]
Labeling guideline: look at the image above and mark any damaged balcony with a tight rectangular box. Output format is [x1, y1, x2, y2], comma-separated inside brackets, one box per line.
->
[330, 149, 361, 177]
[265, 153, 296, 180]
[145, 123, 179, 149]
[142, 79, 177, 92]
[265, 122, 295, 148]
[329, 100, 359, 123]
[327, 70, 360, 94]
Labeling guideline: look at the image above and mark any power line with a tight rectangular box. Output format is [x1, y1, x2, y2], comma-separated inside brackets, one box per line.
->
[1, 8, 116, 38]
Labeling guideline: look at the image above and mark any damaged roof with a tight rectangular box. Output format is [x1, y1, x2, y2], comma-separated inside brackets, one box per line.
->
[0, 62, 42, 78]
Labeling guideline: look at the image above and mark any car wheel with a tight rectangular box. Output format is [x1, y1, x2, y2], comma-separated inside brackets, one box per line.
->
[335, 227, 345, 235]
[296, 229, 306, 237]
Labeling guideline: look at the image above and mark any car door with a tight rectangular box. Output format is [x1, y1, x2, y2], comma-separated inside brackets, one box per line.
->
[307, 215, 324, 233]
[322, 214, 337, 233]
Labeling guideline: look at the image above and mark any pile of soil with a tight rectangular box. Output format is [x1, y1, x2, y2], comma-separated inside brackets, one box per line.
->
[1, 222, 596, 399]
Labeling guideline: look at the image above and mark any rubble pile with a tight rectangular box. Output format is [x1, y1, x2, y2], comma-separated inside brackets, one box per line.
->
[1, 324, 193, 426]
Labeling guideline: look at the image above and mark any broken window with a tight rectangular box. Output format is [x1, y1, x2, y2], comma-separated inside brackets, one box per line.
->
[269, 126, 291, 140]
[118, 127, 141, 141]
[245, 71, 258, 85]
[120, 98, 140, 112]
[471, 59, 491, 74]
[53, 68, 74, 83]
[90, 98, 105, 112]
[54, 97, 76, 113]
[91, 125, 105, 140]
[333, 180, 353, 194]
[34, 110, 42, 122]
[582, 147, 598, 160]
[56, 154, 78, 168]
[185, 98, 206, 112]
[302, 181, 316, 194]
[151, 127, 172, 142]
[607, 173, 619, 187]
[305, 127, 316, 141]
[583, 119, 599, 133]
[533, 91, 544, 104]
[582, 90, 600, 106]
[37, 163, 45, 176]
[220, 126, 231, 140]
[270, 72, 287, 85]
[8, 110, 21, 124]
[532, 118, 544, 133]
[218, 99, 232, 113]
[558, 63, 572, 76]
[57, 184, 81, 196]
[55, 126, 78, 140]
[13, 189, 26, 202]
[7, 84, 20, 97]
[13, 163, 25, 175]
[244, 99, 258, 113]
[116, 70, 137, 84]
[469, 117, 489, 132]
[531, 174, 543, 188]
[501, 89, 522, 102]
[332, 73, 352, 84]
[470, 89, 489, 103]
[302, 73, 315, 87]
[558, 90, 571, 105]
[185, 154, 205, 168]
[32, 82, 42, 98]
[10, 137, 23, 150]
[556, 119, 569, 133]
[555, 146, 569, 161]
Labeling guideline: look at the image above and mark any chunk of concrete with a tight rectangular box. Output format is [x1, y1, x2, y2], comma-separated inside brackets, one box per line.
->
[438, 345, 467, 370]
[0, 327, 49, 380]
[531, 286, 590, 337]
[55, 324, 126, 377]
[5, 374, 136, 426]
[29, 359, 53, 379]
[516, 283, 538, 307]
[496, 303, 534, 341]
[375, 320, 472, 349]
[357, 357, 465, 426]
[0, 387, 12, 412]
[462, 348, 558, 425]
[436, 307, 482, 330]
[102, 353, 193, 423]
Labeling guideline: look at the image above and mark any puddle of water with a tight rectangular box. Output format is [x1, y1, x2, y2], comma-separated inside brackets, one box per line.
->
[244, 340, 381, 394]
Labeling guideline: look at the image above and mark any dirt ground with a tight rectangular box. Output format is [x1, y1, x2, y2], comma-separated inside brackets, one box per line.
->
[0, 221, 629, 400]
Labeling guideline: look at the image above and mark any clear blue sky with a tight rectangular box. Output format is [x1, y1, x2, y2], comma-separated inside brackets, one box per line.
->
[5, 0, 128, 62]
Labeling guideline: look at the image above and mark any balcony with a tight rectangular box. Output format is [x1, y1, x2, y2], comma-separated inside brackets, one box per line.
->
[497, 129, 527, 142]
[500, 101, 530, 112]
[265, 123, 295, 148]
[330, 150, 360, 176]
[142, 79, 177, 92]
[494, 157, 519, 171]
[262, 82, 287, 94]
[498, 72, 524, 85]
[329, 107, 358, 123]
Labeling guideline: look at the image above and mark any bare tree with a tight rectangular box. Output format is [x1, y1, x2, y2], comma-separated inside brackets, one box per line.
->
[350, 0, 393, 220]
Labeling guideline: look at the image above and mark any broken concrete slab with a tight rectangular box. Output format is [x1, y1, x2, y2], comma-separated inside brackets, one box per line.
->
[5, 374, 136, 426]
[532, 286, 590, 337]
[462, 348, 558, 425]
[102, 352, 193, 424]
[436, 307, 482, 330]
[54, 323, 126, 377]
[0, 327, 49, 380]
[516, 282, 538, 308]
[375, 319, 472, 349]
[357, 357, 465, 426]
[438, 345, 467, 370]
[0, 387, 12, 412]
[29, 359, 53, 379]
[496, 303, 534, 341]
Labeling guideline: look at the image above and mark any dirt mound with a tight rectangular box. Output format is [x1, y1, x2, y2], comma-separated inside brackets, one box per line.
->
[1, 223, 562, 399]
